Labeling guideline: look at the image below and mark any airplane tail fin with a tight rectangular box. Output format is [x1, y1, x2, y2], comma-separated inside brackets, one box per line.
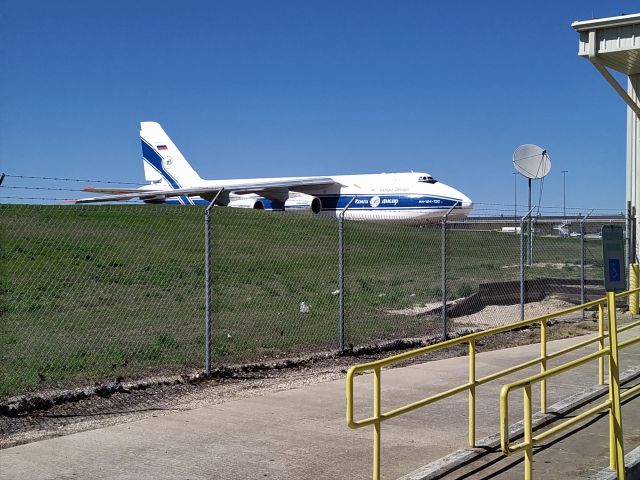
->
[140, 121, 203, 188]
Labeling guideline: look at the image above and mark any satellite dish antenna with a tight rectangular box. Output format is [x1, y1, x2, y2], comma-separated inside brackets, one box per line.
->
[513, 144, 551, 266]
[513, 144, 551, 179]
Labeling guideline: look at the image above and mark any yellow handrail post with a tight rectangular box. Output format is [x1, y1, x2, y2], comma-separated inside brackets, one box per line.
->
[524, 383, 533, 480]
[630, 264, 639, 315]
[468, 339, 476, 447]
[373, 366, 381, 480]
[540, 319, 547, 413]
[606, 292, 626, 479]
[598, 303, 605, 386]
[609, 377, 615, 471]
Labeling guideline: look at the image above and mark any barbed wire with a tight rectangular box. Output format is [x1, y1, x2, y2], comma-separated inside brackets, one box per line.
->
[473, 202, 624, 214]
[0, 185, 88, 192]
[2, 173, 141, 185]
[0, 196, 71, 201]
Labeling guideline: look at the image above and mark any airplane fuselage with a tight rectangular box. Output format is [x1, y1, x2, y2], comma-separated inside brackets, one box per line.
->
[159, 172, 473, 222]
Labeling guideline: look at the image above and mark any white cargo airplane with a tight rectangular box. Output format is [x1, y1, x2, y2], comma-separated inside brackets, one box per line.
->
[75, 122, 473, 222]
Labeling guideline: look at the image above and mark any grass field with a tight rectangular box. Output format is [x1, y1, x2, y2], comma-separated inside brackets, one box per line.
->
[0, 204, 597, 398]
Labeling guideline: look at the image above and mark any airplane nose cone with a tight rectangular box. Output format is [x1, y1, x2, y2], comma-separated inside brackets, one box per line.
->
[435, 182, 473, 216]
[453, 192, 473, 215]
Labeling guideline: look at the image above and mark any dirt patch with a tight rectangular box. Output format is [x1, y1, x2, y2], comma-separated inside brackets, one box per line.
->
[451, 297, 578, 328]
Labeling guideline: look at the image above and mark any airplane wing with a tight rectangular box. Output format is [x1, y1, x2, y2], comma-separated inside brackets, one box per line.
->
[82, 187, 148, 194]
[73, 177, 337, 204]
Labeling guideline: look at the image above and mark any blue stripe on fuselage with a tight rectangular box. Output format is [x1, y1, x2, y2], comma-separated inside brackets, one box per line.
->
[317, 194, 461, 210]
[150, 193, 463, 210]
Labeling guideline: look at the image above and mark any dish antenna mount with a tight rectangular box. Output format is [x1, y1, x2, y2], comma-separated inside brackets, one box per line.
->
[513, 144, 551, 265]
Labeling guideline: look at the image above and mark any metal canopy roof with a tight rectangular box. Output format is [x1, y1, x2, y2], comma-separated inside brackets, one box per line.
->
[573, 14, 640, 75]
[572, 13, 640, 263]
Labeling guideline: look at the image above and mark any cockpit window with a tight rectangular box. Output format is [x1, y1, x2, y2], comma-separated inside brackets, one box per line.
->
[418, 175, 438, 184]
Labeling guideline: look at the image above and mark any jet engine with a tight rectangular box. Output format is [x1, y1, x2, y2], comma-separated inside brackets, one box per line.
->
[227, 194, 322, 214]
[284, 194, 322, 214]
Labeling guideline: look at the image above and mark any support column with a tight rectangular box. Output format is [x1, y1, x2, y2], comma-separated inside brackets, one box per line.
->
[627, 75, 640, 262]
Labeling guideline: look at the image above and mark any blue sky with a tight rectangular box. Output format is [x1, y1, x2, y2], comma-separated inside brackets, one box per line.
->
[1, 0, 638, 213]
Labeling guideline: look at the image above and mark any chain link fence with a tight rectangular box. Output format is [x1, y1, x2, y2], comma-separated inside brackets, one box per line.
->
[0, 203, 632, 410]
[1, 204, 205, 401]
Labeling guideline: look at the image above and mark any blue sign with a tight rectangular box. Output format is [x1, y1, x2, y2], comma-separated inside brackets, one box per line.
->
[609, 259, 621, 282]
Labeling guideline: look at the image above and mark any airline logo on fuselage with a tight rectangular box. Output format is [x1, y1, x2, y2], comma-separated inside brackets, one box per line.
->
[351, 196, 404, 208]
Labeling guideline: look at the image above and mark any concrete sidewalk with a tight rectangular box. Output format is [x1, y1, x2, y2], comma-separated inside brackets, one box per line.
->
[1, 331, 639, 480]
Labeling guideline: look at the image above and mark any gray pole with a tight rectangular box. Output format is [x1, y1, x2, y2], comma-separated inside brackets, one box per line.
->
[627, 201, 632, 274]
[579, 209, 593, 319]
[441, 216, 447, 339]
[520, 217, 525, 322]
[629, 207, 638, 263]
[441, 202, 459, 340]
[633, 207, 637, 264]
[204, 190, 223, 376]
[528, 178, 533, 266]
[520, 207, 535, 322]
[580, 220, 585, 317]
[513, 172, 517, 225]
[338, 196, 357, 353]
[562, 170, 568, 219]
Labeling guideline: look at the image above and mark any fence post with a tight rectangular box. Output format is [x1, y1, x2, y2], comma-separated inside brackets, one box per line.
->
[579, 210, 593, 319]
[441, 202, 459, 340]
[204, 190, 223, 376]
[627, 201, 632, 273]
[338, 196, 357, 353]
[520, 218, 525, 322]
[580, 221, 585, 318]
[441, 216, 447, 339]
[633, 207, 637, 264]
[520, 207, 535, 322]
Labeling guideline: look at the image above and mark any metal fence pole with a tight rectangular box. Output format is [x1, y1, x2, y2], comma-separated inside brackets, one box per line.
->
[633, 207, 637, 264]
[580, 210, 593, 320]
[580, 220, 585, 317]
[338, 196, 356, 353]
[441, 216, 447, 339]
[627, 201, 632, 276]
[520, 218, 525, 322]
[204, 190, 223, 376]
[528, 178, 532, 266]
[441, 202, 459, 340]
[520, 207, 535, 322]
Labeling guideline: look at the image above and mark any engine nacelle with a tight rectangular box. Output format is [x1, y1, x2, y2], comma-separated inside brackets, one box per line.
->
[226, 194, 322, 214]
[226, 197, 268, 210]
[284, 194, 322, 214]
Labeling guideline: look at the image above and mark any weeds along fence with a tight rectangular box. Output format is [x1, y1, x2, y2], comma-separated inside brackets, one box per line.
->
[0, 203, 630, 401]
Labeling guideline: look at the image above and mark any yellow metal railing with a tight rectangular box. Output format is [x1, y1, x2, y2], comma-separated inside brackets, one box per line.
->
[346, 286, 640, 480]
[500, 290, 640, 480]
